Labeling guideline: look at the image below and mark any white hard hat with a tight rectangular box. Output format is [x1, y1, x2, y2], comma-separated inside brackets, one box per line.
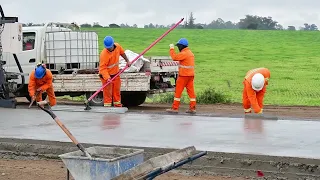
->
[251, 73, 265, 91]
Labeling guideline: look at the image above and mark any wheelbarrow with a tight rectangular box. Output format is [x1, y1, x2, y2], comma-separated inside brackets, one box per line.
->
[59, 146, 207, 180]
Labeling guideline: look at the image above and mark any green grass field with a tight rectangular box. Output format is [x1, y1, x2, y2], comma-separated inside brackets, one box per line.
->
[85, 28, 320, 106]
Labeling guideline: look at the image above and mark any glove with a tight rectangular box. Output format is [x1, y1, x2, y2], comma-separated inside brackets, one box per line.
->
[99, 74, 112, 82]
[99, 74, 109, 80]
[106, 78, 112, 83]
[126, 61, 131, 67]
[36, 87, 42, 92]
[169, 44, 174, 49]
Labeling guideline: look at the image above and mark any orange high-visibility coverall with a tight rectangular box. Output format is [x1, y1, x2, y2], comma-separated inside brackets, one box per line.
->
[28, 68, 56, 106]
[99, 43, 124, 107]
[169, 47, 196, 110]
[242, 68, 270, 114]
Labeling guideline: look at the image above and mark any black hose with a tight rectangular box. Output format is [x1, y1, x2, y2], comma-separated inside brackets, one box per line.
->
[0, 5, 6, 98]
[13, 54, 25, 92]
[0, 5, 5, 17]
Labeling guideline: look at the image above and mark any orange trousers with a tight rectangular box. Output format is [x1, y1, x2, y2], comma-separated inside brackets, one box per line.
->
[242, 81, 264, 113]
[35, 86, 57, 107]
[101, 76, 122, 107]
[172, 76, 196, 110]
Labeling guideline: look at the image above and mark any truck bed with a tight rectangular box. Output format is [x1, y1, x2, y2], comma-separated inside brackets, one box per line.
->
[52, 73, 150, 92]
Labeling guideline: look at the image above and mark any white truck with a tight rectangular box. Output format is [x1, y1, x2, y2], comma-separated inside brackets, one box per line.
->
[2, 22, 179, 107]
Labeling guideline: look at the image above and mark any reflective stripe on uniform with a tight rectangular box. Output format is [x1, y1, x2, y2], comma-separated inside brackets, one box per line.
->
[244, 108, 251, 112]
[104, 103, 112, 107]
[114, 101, 121, 105]
[174, 97, 180, 101]
[107, 63, 119, 68]
[179, 65, 194, 69]
[190, 98, 196, 101]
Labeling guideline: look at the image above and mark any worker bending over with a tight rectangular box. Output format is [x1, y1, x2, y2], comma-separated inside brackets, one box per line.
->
[99, 36, 131, 107]
[166, 38, 196, 114]
[28, 63, 56, 106]
[243, 67, 271, 114]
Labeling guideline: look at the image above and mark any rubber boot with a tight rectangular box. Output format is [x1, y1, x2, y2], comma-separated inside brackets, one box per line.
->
[166, 108, 178, 113]
[186, 109, 196, 114]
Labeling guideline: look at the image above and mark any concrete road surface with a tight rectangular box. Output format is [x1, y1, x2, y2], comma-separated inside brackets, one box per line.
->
[0, 107, 320, 159]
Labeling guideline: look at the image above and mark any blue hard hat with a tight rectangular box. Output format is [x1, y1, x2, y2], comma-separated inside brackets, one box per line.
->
[104, 36, 114, 49]
[176, 38, 188, 46]
[35, 66, 46, 79]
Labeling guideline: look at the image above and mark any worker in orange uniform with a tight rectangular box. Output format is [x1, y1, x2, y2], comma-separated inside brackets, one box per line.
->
[28, 63, 56, 106]
[98, 36, 131, 107]
[166, 38, 196, 114]
[242, 67, 271, 114]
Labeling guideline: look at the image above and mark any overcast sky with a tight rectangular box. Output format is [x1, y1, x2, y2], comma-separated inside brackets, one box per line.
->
[1, 0, 319, 28]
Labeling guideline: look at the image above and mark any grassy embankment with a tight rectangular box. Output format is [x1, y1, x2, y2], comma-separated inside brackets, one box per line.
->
[73, 28, 320, 106]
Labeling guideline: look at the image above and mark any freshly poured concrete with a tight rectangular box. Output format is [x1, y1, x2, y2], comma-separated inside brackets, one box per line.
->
[0, 108, 320, 159]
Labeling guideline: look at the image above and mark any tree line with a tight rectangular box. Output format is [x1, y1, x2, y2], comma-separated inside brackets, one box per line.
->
[22, 12, 318, 31]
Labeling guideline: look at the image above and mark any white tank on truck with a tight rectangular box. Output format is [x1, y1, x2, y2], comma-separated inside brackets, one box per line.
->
[2, 22, 179, 107]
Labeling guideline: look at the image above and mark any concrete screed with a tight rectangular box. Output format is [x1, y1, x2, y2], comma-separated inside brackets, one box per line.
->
[0, 106, 320, 179]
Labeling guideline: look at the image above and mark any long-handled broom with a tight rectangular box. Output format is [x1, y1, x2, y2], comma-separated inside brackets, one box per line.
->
[84, 17, 185, 111]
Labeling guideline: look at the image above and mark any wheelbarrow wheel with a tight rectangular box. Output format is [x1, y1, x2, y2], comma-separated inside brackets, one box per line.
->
[85, 91, 104, 106]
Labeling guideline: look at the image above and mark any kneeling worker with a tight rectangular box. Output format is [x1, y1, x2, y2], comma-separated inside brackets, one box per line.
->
[243, 67, 270, 114]
[166, 38, 196, 114]
[28, 63, 56, 106]
[98, 36, 131, 107]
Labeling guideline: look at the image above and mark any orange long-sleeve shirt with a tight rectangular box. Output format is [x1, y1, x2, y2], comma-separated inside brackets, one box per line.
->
[169, 47, 195, 76]
[99, 43, 125, 80]
[244, 68, 271, 113]
[28, 69, 53, 97]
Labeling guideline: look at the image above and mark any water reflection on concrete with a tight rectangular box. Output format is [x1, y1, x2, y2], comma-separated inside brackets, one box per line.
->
[0, 108, 320, 159]
[101, 114, 121, 130]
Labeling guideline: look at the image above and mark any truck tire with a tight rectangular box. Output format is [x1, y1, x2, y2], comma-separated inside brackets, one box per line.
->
[25, 93, 48, 102]
[85, 92, 104, 106]
[121, 92, 147, 107]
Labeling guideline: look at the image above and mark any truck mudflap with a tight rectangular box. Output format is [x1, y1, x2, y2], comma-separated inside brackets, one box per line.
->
[52, 73, 150, 92]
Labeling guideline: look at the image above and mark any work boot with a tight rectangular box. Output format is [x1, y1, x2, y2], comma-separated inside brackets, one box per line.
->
[186, 109, 196, 114]
[166, 108, 178, 113]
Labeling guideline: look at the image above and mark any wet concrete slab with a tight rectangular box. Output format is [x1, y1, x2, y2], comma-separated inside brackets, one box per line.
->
[0, 108, 320, 159]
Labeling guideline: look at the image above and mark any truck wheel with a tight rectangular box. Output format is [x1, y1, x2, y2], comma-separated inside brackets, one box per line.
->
[25, 93, 48, 102]
[85, 92, 104, 106]
[121, 92, 147, 107]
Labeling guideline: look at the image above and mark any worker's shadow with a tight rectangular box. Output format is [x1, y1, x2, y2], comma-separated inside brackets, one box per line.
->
[101, 114, 121, 130]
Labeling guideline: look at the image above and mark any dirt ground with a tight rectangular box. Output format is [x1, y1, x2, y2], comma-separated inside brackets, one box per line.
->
[0, 159, 247, 180]
[128, 103, 320, 119]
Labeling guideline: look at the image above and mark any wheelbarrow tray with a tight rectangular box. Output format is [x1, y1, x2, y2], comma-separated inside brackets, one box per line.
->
[59, 146, 144, 180]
